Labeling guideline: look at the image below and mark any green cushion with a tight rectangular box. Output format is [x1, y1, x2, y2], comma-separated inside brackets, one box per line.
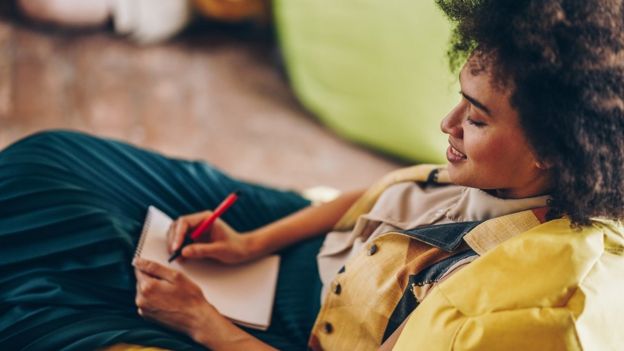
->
[274, 0, 458, 163]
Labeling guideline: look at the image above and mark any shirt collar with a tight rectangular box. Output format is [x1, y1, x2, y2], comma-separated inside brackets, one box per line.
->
[446, 187, 549, 222]
[446, 187, 550, 255]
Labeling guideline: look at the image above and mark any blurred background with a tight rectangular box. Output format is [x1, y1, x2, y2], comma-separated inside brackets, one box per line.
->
[0, 0, 457, 192]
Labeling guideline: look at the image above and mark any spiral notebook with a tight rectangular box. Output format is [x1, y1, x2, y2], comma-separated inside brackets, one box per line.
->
[135, 206, 280, 331]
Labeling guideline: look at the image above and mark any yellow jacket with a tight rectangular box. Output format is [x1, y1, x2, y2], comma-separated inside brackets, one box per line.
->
[394, 217, 624, 350]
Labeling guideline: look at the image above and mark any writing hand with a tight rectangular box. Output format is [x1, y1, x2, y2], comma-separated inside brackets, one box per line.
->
[166, 210, 260, 264]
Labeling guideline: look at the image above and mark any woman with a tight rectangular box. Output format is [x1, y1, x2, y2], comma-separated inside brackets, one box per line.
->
[1, 0, 623, 350]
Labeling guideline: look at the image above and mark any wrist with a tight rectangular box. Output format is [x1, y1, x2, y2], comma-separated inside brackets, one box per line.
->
[244, 230, 269, 258]
[192, 313, 254, 350]
[190, 305, 231, 347]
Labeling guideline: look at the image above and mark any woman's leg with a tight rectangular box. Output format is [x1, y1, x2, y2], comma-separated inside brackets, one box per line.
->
[0, 130, 322, 350]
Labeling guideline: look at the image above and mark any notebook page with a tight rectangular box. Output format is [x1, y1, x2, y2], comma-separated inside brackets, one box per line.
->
[136, 206, 279, 330]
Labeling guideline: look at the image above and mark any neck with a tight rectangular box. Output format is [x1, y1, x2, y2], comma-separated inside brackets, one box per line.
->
[492, 182, 551, 199]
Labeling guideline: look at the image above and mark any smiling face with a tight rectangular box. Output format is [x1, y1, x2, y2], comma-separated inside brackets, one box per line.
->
[440, 57, 552, 199]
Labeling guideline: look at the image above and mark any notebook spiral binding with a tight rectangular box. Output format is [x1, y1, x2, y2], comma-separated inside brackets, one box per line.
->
[134, 207, 154, 258]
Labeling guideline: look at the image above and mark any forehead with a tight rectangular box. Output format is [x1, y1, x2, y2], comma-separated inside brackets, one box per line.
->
[459, 57, 511, 100]
[459, 64, 494, 101]
[458, 61, 520, 125]
[460, 54, 512, 93]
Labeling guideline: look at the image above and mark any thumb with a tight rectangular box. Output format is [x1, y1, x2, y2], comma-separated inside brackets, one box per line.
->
[182, 242, 229, 259]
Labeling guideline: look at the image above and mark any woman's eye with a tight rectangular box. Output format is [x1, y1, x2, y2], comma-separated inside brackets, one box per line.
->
[467, 117, 486, 127]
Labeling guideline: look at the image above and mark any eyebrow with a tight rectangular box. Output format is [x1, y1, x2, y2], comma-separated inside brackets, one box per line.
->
[458, 71, 493, 116]
[460, 91, 492, 116]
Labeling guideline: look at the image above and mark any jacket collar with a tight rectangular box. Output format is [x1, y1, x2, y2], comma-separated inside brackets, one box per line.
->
[400, 208, 549, 254]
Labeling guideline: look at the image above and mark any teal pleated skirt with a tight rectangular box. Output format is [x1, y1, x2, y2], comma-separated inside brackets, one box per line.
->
[0, 130, 324, 350]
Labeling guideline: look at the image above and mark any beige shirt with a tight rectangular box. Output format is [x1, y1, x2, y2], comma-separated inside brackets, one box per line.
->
[317, 182, 549, 299]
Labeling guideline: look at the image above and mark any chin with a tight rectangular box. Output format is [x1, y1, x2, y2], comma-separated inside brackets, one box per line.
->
[445, 162, 474, 187]
[445, 163, 462, 185]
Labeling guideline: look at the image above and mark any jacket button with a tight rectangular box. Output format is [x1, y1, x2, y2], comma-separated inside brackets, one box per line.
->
[324, 322, 333, 334]
[368, 244, 378, 256]
[333, 283, 342, 295]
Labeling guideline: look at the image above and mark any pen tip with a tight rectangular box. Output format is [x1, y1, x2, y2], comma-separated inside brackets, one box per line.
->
[168, 252, 179, 263]
[234, 190, 242, 197]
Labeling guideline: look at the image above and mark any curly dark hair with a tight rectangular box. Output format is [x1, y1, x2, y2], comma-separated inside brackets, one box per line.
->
[436, 0, 624, 225]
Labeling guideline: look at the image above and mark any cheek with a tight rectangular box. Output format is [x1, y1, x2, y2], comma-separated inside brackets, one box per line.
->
[464, 133, 508, 164]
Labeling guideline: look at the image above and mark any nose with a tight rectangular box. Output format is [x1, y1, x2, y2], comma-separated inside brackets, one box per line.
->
[440, 103, 464, 139]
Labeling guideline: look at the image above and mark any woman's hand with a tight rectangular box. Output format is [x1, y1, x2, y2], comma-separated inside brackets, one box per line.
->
[167, 189, 365, 265]
[167, 210, 261, 264]
[134, 257, 233, 345]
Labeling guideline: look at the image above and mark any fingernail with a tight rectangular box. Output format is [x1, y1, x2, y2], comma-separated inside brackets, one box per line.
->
[132, 258, 137, 266]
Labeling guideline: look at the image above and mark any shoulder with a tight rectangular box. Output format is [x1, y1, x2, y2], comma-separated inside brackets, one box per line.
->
[378, 178, 463, 205]
[373, 164, 462, 209]
[333, 164, 452, 231]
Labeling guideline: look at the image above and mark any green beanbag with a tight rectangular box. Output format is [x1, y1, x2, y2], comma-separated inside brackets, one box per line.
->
[274, 0, 458, 163]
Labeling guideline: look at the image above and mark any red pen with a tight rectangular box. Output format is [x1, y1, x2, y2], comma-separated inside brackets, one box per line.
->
[168, 190, 242, 263]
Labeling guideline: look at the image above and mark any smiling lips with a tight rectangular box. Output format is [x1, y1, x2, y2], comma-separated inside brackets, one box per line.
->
[446, 143, 467, 163]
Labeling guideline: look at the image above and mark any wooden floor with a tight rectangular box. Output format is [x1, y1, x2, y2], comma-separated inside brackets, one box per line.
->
[0, 20, 403, 192]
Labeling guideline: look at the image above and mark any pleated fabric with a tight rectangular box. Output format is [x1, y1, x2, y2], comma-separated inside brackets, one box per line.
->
[0, 130, 323, 351]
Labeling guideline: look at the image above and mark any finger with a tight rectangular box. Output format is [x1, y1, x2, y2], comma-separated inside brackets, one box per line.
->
[135, 269, 158, 290]
[169, 211, 214, 251]
[166, 221, 176, 253]
[184, 210, 215, 227]
[135, 270, 158, 301]
[134, 267, 149, 285]
[135, 268, 153, 282]
[135, 291, 145, 308]
[169, 220, 189, 252]
[135, 280, 141, 299]
[182, 242, 228, 259]
[133, 258, 178, 283]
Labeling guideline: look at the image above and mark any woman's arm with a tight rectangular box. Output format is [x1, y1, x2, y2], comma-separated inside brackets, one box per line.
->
[136, 191, 364, 348]
[171, 189, 365, 263]
[246, 189, 364, 257]
[192, 313, 277, 351]
[134, 258, 277, 350]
